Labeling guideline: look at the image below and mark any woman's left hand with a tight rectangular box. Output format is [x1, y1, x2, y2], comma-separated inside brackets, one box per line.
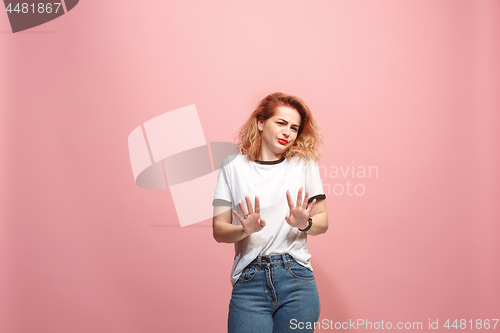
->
[285, 187, 316, 229]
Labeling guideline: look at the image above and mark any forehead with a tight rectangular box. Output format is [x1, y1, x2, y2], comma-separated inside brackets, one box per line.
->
[272, 105, 301, 125]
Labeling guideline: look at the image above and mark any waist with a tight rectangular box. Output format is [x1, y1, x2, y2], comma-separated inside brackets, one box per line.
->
[249, 253, 294, 266]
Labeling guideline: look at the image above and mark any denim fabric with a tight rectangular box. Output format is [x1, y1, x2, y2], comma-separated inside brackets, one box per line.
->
[228, 254, 321, 333]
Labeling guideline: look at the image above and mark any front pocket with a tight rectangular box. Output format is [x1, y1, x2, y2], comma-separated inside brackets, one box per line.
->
[287, 261, 314, 281]
[237, 265, 258, 283]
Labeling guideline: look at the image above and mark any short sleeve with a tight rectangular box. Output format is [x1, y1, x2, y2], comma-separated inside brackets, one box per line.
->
[305, 160, 326, 204]
[212, 157, 232, 207]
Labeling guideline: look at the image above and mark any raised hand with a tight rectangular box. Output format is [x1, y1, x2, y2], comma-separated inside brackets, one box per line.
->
[285, 187, 316, 229]
[233, 195, 266, 235]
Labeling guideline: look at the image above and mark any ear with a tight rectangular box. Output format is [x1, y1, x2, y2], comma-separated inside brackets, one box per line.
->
[257, 116, 264, 132]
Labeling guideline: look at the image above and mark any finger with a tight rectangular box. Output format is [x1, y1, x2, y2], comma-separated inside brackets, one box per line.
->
[233, 210, 244, 223]
[296, 187, 303, 207]
[245, 195, 254, 214]
[259, 218, 266, 228]
[255, 196, 260, 213]
[286, 190, 295, 208]
[302, 190, 310, 209]
[238, 201, 248, 217]
[306, 199, 317, 213]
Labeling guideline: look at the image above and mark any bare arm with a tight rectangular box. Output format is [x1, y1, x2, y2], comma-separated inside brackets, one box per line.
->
[212, 196, 266, 243]
[304, 199, 328, 236]
[212, 206, 247, 243]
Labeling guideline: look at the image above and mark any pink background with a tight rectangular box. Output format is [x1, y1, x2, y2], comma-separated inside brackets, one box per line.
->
[1, 1, 499, 332]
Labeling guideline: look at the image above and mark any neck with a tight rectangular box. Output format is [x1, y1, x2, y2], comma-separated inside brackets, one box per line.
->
[258, 150, 283, 161]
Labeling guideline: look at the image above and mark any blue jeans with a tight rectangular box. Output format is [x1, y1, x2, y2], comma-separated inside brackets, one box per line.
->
[228, 254, 321, 333]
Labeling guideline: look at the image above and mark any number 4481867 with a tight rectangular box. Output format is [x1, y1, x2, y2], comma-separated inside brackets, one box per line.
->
[444, 319, 499, 330]
[5, 3, 62, 14]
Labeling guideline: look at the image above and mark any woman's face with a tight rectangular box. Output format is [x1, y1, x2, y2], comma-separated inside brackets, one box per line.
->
[257, 105, 301, 160]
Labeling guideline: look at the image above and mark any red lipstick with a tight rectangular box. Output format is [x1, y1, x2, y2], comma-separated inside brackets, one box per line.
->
[277, 138, 288, 145]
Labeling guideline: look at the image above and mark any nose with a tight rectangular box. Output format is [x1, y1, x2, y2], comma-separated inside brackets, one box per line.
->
[282, 126, 291, 137]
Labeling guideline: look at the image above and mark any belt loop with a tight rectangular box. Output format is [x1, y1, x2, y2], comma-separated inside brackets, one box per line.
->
[257, 255, 262, 268]
[282, 254, 289, 269]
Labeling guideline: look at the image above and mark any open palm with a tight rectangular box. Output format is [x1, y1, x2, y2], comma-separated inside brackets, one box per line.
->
[285, 187, 316, 229]
[233, 195, 266, 235]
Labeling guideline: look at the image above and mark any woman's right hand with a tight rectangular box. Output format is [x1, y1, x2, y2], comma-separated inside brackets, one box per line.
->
[233, 195, 266, 235]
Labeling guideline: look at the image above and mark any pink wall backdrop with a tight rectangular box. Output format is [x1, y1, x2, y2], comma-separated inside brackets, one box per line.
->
[1, 1, 499, 332]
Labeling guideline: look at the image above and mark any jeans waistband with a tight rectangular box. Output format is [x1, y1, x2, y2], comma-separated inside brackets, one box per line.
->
[250, 253, 294, 266]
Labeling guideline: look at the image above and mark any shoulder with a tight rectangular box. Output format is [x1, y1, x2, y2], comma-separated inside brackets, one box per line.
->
[220, 154, 248, 169]
[287, 155, 318, 168]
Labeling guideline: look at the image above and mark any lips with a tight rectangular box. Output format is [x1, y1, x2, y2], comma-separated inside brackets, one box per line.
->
[277, 138, 288, 145]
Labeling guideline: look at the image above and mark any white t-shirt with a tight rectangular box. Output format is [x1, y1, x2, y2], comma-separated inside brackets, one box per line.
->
[212, 154, 326, 285]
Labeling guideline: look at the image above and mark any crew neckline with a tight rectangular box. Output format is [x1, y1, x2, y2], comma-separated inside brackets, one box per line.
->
[254, 156, 286, 165]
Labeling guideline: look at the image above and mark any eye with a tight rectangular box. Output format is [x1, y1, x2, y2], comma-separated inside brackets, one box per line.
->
[277, 122, 285, 125]
[291, 127, 298, 132]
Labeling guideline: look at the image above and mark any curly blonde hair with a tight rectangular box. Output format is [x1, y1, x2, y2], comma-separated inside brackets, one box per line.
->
[235, 92, 323, 162]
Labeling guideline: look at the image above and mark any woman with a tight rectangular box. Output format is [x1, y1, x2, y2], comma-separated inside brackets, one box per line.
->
[212, 92, 328, 333]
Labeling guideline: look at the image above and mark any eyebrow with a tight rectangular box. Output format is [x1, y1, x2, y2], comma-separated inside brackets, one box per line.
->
[277, 118, 300, 128]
